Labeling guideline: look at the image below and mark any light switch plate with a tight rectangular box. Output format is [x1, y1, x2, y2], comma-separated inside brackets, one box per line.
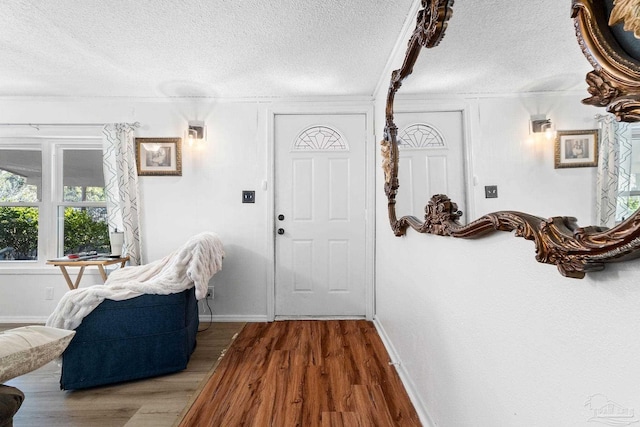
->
[485, 185, 498, 199]
[242, 190, 255, 203]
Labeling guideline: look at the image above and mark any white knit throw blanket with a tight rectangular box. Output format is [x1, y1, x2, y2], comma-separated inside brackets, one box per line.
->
[46, 232, 224, 331]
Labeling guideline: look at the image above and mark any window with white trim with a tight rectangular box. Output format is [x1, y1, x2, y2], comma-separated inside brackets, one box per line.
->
[0, 140, 108, 263]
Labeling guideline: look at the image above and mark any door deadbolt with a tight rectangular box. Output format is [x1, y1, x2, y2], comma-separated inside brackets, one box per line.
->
[278, 214, 285, 221]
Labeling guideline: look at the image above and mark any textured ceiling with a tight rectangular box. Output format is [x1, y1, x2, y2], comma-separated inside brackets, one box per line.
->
[401, 0, 593, 96]
[0, 0, 592, 99]
[0, 0, 415, 98]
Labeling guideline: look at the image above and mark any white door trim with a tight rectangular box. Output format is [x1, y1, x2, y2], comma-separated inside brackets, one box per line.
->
[266, 102, 375, 321]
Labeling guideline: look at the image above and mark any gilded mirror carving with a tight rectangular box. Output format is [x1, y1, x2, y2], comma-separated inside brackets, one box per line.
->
[573, 0, 640, 121]
[382, 0, 640, 278]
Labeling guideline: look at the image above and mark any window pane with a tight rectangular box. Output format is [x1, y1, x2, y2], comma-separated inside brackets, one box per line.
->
[61, 206, 109, 254]
[630, 135, 640, 192]
[0, 150, 41, 202]
[618, 128, 640, 222]
[63, 150, 105, 202]
[0, 206, 38, 260]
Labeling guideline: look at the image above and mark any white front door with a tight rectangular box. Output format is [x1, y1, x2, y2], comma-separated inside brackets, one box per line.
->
[274, 113, 367, 317]
[394, 110, 467, 221]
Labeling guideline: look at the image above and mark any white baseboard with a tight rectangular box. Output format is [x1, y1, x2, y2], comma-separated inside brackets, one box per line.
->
[198, 314, 269, 323]
[0, 316, 48, 324]
[0, 314, 269, 325]
[373, 316, 436, 427]
[274, 315, 366, 321]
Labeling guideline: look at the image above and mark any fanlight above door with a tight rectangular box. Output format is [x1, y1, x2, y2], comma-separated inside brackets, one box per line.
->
[381, 0, 640, 278]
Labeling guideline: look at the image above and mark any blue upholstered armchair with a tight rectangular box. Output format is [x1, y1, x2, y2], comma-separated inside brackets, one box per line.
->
[60, 287, 199, 390]
[49, 232, 224, 390]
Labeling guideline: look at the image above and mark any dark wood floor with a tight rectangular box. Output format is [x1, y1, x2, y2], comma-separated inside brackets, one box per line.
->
[180, 320, 421, 427]
[2, 322, 245, 426]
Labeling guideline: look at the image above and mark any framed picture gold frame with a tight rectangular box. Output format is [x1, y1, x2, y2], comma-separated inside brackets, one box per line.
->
[135, 137, 182, 176]
[554, 129, 599, 169]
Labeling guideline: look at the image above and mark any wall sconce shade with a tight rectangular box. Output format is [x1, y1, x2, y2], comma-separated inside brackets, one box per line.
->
[531, 118, 552, 133]
[530, 116, 554, 140]
[186, 120, 206, 146]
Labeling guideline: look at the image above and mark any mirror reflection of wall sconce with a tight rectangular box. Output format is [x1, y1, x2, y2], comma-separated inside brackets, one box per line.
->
[186, 120, 206, 147]
[531, 115, 554, 140]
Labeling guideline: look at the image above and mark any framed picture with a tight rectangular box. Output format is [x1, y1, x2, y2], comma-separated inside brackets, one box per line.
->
[135, 138, 182, 176]
[554, 129, 599, 169]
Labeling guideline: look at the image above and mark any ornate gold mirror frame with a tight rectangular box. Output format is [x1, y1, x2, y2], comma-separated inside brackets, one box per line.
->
[382, 0, 640, 278]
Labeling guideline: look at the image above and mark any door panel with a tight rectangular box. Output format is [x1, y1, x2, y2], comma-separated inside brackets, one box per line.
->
[275, 114, 366, 316]
[395, 111, 466, 221]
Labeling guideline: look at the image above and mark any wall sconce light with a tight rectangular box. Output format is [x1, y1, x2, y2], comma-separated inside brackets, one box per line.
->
[531, 116, 554, 140]
[186, 120, 206, 147]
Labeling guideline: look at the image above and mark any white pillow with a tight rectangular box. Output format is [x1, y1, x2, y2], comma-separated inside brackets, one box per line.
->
[0, 325, 75, 383]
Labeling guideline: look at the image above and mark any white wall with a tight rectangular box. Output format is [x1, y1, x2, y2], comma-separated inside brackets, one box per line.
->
[375, 227, 640, 427]
[468, 95, 598, 223]
[374, 88, 640, 427]
[0, 98, 272, 322]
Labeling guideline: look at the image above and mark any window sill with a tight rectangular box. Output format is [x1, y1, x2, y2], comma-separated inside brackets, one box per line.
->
[0, 265, 103, 275]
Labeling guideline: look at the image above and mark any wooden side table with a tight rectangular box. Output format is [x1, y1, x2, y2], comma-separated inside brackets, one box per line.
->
[46, 256, 130, 290]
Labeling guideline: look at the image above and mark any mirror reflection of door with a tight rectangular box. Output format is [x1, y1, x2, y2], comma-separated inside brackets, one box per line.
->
[395, 110, 466, 223]
[274, 114, 367, 317]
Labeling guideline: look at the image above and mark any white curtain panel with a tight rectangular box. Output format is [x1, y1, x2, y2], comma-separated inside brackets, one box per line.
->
[102, 123, 142, 265]
[595, 114, 631, 227]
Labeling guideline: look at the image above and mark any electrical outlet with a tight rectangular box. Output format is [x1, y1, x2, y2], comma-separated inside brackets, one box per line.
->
[206, 287, 214, 299]
[45, 287, 54, 300]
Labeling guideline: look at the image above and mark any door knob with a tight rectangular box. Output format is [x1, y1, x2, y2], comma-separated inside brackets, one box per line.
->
[277, 228, 285, 235]
[278, 214, 285, 221]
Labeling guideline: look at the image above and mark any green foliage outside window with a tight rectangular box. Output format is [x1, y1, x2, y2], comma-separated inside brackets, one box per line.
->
[64, 186, 106, 203]
[0, 170, 38, 202]
[0, 207, 109, 260]
[0, 207, 38, 260]
[63, 207, 109, 254]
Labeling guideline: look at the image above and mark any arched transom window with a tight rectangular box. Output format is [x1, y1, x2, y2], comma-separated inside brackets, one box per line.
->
[398, 123, 445, 149]
[292, 126, 349, 152]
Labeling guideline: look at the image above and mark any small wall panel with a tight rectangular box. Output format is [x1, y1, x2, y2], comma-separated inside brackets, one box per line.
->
[328, 239, 349, 292]
[329, 158, 350, 221]
[293, 159, 313, 221]
[292, 240, 313, 292]
[426, 156, 448, 196]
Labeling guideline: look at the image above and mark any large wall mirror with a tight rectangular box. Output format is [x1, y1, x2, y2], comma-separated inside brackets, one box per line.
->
[382, 0, 640, 278]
